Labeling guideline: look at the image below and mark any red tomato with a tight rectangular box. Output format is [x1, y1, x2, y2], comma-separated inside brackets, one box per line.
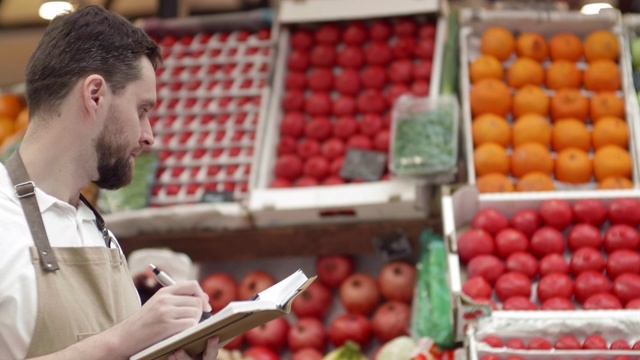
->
[613, 273, 640, 305]
[530, 227, 565, 258]
[607, 198, 640, 226]
[583, 292, 622, 310]
[467, 255, 505, 285]
[541, 297, 575, 310]
[339, 273, 380, 315]
[537, 272, 574, 302]
[574, 270, 612, 304]
[462, 276, 492, 300]
[606, 249, 640, 280]
[495, 272, 532, 301]
[505, 252, 539, 279]
[342, 21, 368, 45]
[572, 199, 607, 227]
[625, 298, 640, 309]
[509, 209, 542, 238]
[567, 223, 603, 251]
[315, 23, 342, 44]
[502, 296, 537, 310]
[539, 199, 574, 230]
[506, 338, 526, 349]
[603, 224, 640, 253]
[457, 229, 495, 263]
[570, 247, 605, 276]
[482, 335, 503, 347]
[610, 339, 631, 349]
[369, 20, 392, 41]
[583, 334, 608, 349]
[243, 346, 280, 360]
[472, 208, 509, 236]
[528, 337, 552, 349]
[555, 334, 582, 349]
[480, 356, 500, 360]
[539, 253, 570, 276]
[494, 228, 529, 259]
[328, 313, 372, 348]
[633, 340, 640, 349]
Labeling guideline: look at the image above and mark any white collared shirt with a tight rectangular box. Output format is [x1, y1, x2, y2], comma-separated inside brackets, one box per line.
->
[0, 163, 115, 359]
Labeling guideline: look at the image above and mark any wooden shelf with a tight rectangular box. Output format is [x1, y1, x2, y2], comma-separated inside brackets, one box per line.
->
[117, 218, 442, 262]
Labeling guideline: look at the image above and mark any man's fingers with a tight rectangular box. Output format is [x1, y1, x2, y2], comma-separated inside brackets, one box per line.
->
[203, 337, 220, 360]
[160, 281, 212, 313]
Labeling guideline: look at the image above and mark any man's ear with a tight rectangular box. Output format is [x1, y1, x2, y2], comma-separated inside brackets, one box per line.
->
[82, 75, 107, 119]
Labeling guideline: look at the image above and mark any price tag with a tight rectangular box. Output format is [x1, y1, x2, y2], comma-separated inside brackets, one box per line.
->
[339, 148, 387, 181]
[200, 191, 234, 203]
[373, 229, 414, 261]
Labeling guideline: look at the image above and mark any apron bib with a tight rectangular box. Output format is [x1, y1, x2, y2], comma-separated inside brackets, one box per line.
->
[5, 151, 140, 357]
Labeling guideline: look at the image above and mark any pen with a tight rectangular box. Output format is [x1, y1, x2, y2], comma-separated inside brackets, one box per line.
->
[149, 264, 212, 322]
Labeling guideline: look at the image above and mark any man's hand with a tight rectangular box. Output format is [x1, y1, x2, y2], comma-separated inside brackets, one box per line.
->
[168, 337, 219, 360]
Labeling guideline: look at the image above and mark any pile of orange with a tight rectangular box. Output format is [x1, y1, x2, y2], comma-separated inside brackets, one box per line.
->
[470, 26, 634, 193]
[0, 93, 28, 149]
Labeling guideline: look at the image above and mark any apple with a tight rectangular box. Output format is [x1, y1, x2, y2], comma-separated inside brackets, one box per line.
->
[315, 255, 354, 288]
[339, 273, 381, 315]
[328, 313, 372, 348]
[291, 280, 332, 319]
[287, 317, 327, 352]
[200, 272, 238, 312]
[371, 301, 411, 342]
[245, 317, 290, 351]
[377, 260, 416, 303]
[238, 270, 276, 300]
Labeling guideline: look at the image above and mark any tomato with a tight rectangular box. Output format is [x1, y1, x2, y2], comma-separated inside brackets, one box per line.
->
[583, 334, 608, 349]
[482, 335, 503, 348]
[536, 272, 574, 302]
[539, 253, 570, 276]
[509, 209, 542, 238]
[583, 292, 622, 310]
[607, 250, 640, 280]
[462, 276, 492, 299]
[495, 272, 532, 301]
[530, 227, 565, 258]
[238, 270, 276, 300]
[472, 208, 509, 236]
[572, 199, 607, 227]
[625, 298, 640, 309]
[505, 252, 538, 279]
[539, 199, 574, 230]
[315, 24, 342, 44]
[555, 334, 582, 349]
[246, 317, 289, 351]
[339, 273, 381, 315]
[370, 301, 411, 342]
[378, 260, 416, 303]
[467, 254, 505, 285]
[633, 340, 640, 349]
[528, 337, 552, 349]
[480, 356, 500, 360]
[291, 280, 332, 319]
[506, 338, 526, 349]
[494, 228, 529, 259]
[292, 348, 323, 360]
[244, 346, 280, 360]
[570, 247, 605, 276]
[613, 273, 640, 305]
[287, 317, 326, 352]
[574, 270, 612, 304]
[369, 20, 392, 41]
[607, 198, 640, 226]
[610, 339, 631, 349]
[567, 223, 603, 251]
[457, 229, 495, 263]
[342, 21, 368, 45]
[502, 296, 537, 310]
[200, 272, 238, 312]
[315, 255, 354, 289]
[603, 224, 640, 253]
[328, 313, 372, 348]
[541, 297, 575, 310]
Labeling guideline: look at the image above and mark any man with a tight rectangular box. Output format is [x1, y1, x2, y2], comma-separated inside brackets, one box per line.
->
[0, 5, 218, 360]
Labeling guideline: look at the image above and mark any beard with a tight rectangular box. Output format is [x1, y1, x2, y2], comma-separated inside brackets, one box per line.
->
[92, 107, 136, 190]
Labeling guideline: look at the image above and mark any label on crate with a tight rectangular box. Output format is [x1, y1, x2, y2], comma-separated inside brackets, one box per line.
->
[340, 148, 387, 181]
[373, 229, 413, 261]
[200, 191, 235, 203]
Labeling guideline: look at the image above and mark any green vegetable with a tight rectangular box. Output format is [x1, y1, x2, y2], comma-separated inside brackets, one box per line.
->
[98, 151, 158, 213]
[440, 9, 459, 95]
[322, 341, 367, 360]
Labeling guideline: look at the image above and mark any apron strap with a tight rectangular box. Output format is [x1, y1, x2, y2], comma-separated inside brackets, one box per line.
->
[4, 151, 60, 272]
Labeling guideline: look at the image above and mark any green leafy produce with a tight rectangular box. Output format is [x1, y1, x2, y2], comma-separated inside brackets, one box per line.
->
[98, 151, 158, 213]
[322, 341, 367, 360]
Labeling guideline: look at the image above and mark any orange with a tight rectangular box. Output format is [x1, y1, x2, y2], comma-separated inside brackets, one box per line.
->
[474, 142, 510, 177]
[584, 29, 620, 62]
[506, 57, 545, 89]
[472, 114, 511, 147]
[516, 172, 556, 192]
[549, 33, 584, 62]
[590, 92, 625, 123]
[0, 117, 15, 144]
[593, 145, 632, 181]
[470, 78, 512, 117]
[545, 60, 582, 90]
[14, 108, 28, 131]
[598, 176, 634, 190]
[512, 85, 549, 118]
[550, 88, 589, 122]
[515, 32, 549, 61]
[584, 60, 621, 92]
[512, 113, 552, 147]
[0, 93, 23, 120]
[477, 173, 515, 193]
[554, 148, 593, 184]
[592, 116, 629, 149]
[511, 142, 553, 178]
[480, 26, 516, 61]
[551, 118, 591, 152]
[469, 55, 504, 83]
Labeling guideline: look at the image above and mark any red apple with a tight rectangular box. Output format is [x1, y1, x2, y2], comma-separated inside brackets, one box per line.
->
[245, 317, 290, 351]
[291, 280, 332, 319]
[339, 273, 381, 315]
[238, 270, 276, 300]
[287, 317, 327, 352]
[200, 272, 238, 312]
[377, 260, 416, 303]
[315, 255, 354, 288]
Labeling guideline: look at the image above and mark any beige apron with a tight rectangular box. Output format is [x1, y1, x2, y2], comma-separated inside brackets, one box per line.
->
[5, 151, 140, 358]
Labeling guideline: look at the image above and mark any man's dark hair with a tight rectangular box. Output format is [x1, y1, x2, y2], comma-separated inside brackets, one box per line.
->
[25, 5, 162, 117]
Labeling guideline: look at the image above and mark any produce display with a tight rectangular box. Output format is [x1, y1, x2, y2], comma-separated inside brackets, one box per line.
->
[462, 15, 637, 193]
[270, 16, 438, 188]
[147, 28, 273, 206]
[0, 92, 28, 152]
